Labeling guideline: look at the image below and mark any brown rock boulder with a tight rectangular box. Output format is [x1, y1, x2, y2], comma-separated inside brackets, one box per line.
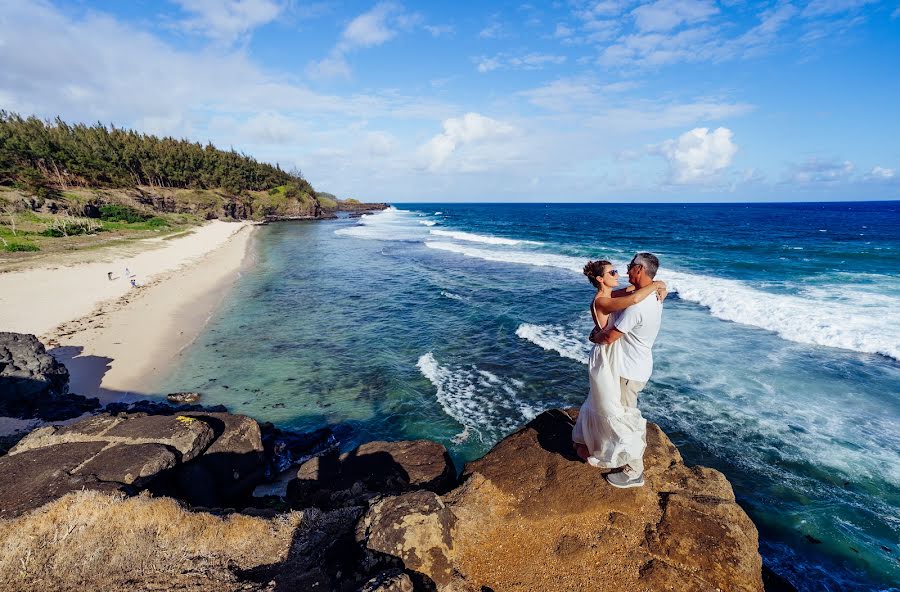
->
[356, 490, 457, 588]
[441, 408, 763, 592]
[288, 439, 456, 509]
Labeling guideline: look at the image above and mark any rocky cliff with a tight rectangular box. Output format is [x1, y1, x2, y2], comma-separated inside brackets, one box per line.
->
[0, 334, 765, 591]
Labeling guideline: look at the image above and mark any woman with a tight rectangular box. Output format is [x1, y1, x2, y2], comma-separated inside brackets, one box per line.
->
[572, 260, 666, 467]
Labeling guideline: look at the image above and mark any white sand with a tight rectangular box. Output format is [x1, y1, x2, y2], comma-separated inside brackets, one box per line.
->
[0, 221, 256, 402]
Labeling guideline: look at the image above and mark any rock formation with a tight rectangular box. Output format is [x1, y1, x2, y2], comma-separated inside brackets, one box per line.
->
[0, 400, 766, 591]
[0, 331, 99, 420]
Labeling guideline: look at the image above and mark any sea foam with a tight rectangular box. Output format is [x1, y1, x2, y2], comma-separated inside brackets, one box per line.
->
[429, 229, 542, 246]
[417, 352, 539, 444]
[430, 242, 899, 360]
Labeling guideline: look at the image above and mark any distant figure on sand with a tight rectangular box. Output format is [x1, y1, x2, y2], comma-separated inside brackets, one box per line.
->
[107, 272, 114, 281]
[130, 278, 139, 288]
[572, 253, 665, 489]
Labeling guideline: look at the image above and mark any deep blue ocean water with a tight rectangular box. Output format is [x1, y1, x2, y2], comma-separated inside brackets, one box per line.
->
[157, 202, 900, 591]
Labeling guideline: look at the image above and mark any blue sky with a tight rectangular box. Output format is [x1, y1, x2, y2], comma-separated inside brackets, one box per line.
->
[1, 0, 899, 202]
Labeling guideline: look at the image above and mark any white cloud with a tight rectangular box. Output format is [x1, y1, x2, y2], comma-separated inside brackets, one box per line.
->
[424, 24, 454, 37]
[802, 0, 877, 18]
[418, 113, 516, 172]
[554, 23, 574, 38]
[340, 2, 401, 49]
[866, 166, 896, 180]
[475, 53, 567, 73]
[365, 131, 395, 157]
[309, 2, 420, 80]
[631, 0, 718, 32]
[786, 157, 854, 184]
[658, 127, 738, 184]
[173, 0, 283, 43]
[479, 22, 504, 39]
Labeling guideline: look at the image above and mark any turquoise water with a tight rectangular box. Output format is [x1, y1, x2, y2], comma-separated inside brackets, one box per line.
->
[158, 203, 900, 591]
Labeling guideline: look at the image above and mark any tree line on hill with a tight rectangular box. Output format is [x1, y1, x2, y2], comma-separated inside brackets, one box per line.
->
[0, 111, 313, 198]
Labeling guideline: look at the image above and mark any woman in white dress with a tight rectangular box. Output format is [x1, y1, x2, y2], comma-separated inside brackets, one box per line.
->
[572, 260, 666, 468]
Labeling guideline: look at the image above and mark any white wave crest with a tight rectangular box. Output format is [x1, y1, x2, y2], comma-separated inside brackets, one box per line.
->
[440, 290, 466, 302]
[425, 241, 583, 272]
[419, 220, 437, 226]
[429, 229, 543, 246]
[335, 207, 428, 241]
[427, 240, 899, 360]
[515, 323, 589, 364]
[417, 352, 539, 444]
[664, 269, 900, 360]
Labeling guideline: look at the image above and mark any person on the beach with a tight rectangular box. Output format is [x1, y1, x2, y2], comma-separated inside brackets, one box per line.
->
[572, 253, 665, 489]
[107, 271, 114, 280]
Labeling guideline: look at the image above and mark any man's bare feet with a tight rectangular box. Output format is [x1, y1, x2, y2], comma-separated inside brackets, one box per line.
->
[573, 442, 590, 461]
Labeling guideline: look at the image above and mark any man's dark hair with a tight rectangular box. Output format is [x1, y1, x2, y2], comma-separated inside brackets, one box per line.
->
[633, 252, 659, 279]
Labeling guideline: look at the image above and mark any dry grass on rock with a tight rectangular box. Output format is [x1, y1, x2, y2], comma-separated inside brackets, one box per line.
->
[0, 490, 303, 592]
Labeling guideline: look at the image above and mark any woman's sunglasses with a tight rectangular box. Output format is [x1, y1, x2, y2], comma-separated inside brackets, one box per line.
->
[607, 269, 619, 276]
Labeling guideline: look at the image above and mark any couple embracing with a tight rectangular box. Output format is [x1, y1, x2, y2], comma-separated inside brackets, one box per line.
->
[572, 253, 665, 489]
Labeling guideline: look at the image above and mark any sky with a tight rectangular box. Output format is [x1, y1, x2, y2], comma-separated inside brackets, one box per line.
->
[1, 1, 899, 202]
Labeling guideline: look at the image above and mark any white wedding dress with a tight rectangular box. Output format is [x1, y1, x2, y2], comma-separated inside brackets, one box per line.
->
[572, 317, 647, 469]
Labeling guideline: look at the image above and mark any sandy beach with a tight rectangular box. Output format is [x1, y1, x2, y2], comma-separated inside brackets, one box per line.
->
[0, 220, 256, 402]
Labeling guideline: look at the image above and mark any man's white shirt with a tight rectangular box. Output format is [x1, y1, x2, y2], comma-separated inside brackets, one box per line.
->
[613, 293, 663, 382]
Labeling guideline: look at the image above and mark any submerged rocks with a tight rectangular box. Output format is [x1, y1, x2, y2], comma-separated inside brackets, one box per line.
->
[167, 391, 202, 405]
[0, 332, 99, 420]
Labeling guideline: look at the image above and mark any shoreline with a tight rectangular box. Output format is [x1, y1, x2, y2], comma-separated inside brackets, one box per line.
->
[1, 220, 257, 404]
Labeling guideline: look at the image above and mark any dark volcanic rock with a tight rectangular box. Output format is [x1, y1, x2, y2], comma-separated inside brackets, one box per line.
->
[11, 413, 214, 462]
[0, 442, 131, 518]
[288, 439, 456, 509]
[359, 569, 414, 592]
[260, 422, 339, 476]
[173, 412, 266, 506]
[0, 332, 96, 420]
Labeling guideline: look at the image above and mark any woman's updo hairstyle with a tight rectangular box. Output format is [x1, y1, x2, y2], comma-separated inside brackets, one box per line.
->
[583, 259, 612, 288]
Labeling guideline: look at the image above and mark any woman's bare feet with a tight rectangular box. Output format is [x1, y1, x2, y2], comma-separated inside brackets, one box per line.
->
[573, 442, 590, 461]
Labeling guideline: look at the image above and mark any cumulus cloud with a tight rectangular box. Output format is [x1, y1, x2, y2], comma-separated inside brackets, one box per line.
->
[658, 127, 738, 184]
[418, 113, 516, 172]
[173, 0, 283, 43]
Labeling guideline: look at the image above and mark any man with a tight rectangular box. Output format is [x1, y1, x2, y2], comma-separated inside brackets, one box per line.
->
[590, 252, 663, 488]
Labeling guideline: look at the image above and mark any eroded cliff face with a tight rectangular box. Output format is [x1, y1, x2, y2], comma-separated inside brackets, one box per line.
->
[0, 360, 764, 592]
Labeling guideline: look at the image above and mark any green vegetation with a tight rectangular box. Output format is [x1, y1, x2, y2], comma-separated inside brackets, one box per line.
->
[0, 111, 314, 197]
[2, 241, 39, 252]
[99, 204, 151, 223]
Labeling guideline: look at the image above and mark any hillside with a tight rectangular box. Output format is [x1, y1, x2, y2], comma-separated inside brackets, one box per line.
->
[0, 113, 385, 257]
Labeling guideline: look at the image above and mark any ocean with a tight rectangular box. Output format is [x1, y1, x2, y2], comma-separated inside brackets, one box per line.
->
[156, 202, 900, 591]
